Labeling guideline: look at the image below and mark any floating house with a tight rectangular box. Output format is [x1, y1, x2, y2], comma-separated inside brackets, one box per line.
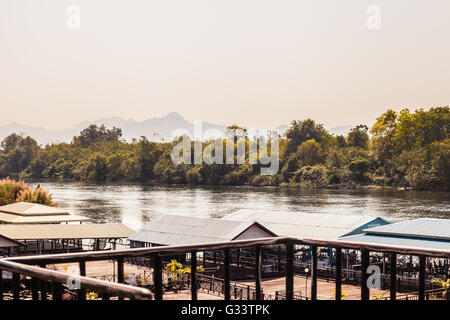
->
[222, 210, 391, 240]
[339, 218, 450, 251]
[129, 214, 277, 248]
[0, 223, 134, 254]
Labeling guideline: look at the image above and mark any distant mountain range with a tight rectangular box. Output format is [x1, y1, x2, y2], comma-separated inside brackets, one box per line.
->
[0, 113, 354, 146]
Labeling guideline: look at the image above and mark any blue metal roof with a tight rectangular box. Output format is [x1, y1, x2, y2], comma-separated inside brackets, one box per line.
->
[340, 233, 450, 251]
[363, 218, 450, 241]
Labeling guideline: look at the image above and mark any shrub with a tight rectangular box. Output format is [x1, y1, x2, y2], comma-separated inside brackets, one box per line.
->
[0, 178, 55, 206]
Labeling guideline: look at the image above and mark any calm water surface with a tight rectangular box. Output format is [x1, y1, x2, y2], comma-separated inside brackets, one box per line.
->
[30, 182, 449, 231]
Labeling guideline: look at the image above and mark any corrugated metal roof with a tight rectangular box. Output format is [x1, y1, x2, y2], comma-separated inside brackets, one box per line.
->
[129, 215, 275, 246]
[339, 233, 450, 251]
[364, 218, 450, 241]
[0, 202, 69, 216]
[223, 210, 390, 240]
[0, 223, 134, 240]
[0, 212, 90, 224]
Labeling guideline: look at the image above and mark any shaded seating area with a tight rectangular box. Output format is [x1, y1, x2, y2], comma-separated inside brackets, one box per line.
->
[0, 223, 135, 255]
[0, 234, 25, 257]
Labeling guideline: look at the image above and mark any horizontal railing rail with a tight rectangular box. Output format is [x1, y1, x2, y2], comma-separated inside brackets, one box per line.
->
[1, 236, 449, 301]
[0, 260, 152, 300]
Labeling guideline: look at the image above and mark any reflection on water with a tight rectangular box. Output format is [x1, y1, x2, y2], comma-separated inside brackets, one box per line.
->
[30, 182, 449, 231]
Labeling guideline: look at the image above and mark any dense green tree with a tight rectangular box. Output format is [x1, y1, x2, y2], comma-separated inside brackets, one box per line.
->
[0, 109, 447, 190]
[347, 125, 369, 149]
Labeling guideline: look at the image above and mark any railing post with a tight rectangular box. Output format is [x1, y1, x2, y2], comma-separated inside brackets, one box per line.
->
[52, 282, 63, 300]
[31, 277, 39, 301]
[117, 257, 124, 301]
[361, 248, 370, 300]
[79, 261, 86, 300]
[224, 248, 231, 301]
[0, 269, 3, 301]
[335, 248, 342, 301]
[13, 272, 20, 300]
[311, 245, 318, 300]
[285, 243, 294, 300]
[419, 255, 426, 301]
[152, 253, 163, 300]
[255, 245, 262, 300]
[390, 253, 397, 300]
[191, 251, 197, 300]
[40, 264, 47, 300]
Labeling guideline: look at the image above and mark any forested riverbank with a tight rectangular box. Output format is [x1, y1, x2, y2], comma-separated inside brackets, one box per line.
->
[0, 107, 448, 191]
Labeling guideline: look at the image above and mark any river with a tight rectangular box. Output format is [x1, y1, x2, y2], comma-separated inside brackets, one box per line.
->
[29, 182, 449, 231]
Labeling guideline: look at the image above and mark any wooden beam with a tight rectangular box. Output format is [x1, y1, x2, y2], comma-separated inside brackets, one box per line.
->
[255, 245, 262, 300]
[390, 253, 397, 300]
[285, 243, 294, 300]
[361, 248, 370, 300]
[224, 249, 231, 300]
[335, 248, 342, 301]
[311, 245, 318, 300]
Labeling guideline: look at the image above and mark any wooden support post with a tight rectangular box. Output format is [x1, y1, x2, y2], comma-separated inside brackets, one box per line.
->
[419, 255, 426, 301]
[203, 251, 206, 267]
[311, 246, 318, 300]
[255, 245, 262, 300]
[335, 248, 342, 301]
[153, 253, 163, 300]
[237, 249, 240, 267]
[13, 272, 20, 300]
[191, 251, 197, 300]
[285, 243, 294, 300]
[390, 253, 397, 300]
[224, 248, 231, 300]
[361, 248, 370, 300]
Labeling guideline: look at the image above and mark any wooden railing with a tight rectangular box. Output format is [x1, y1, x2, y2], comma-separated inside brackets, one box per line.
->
[1, 236, 449, 300]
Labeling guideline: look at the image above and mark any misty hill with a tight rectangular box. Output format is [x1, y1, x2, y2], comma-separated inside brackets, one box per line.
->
[0, 113, 229, 145]
[0, 113, 354, 145]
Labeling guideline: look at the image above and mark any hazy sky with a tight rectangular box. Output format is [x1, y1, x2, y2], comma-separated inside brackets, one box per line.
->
[1, 0, 449, 130]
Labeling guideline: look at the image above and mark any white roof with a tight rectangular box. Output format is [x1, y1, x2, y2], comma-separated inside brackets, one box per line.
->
[0, 202, 69, 216]
[0, 223, 134, 240]
[0, 212, 90, 224]
[222, 210, 390, 240]
[129, 214, 276, 246]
